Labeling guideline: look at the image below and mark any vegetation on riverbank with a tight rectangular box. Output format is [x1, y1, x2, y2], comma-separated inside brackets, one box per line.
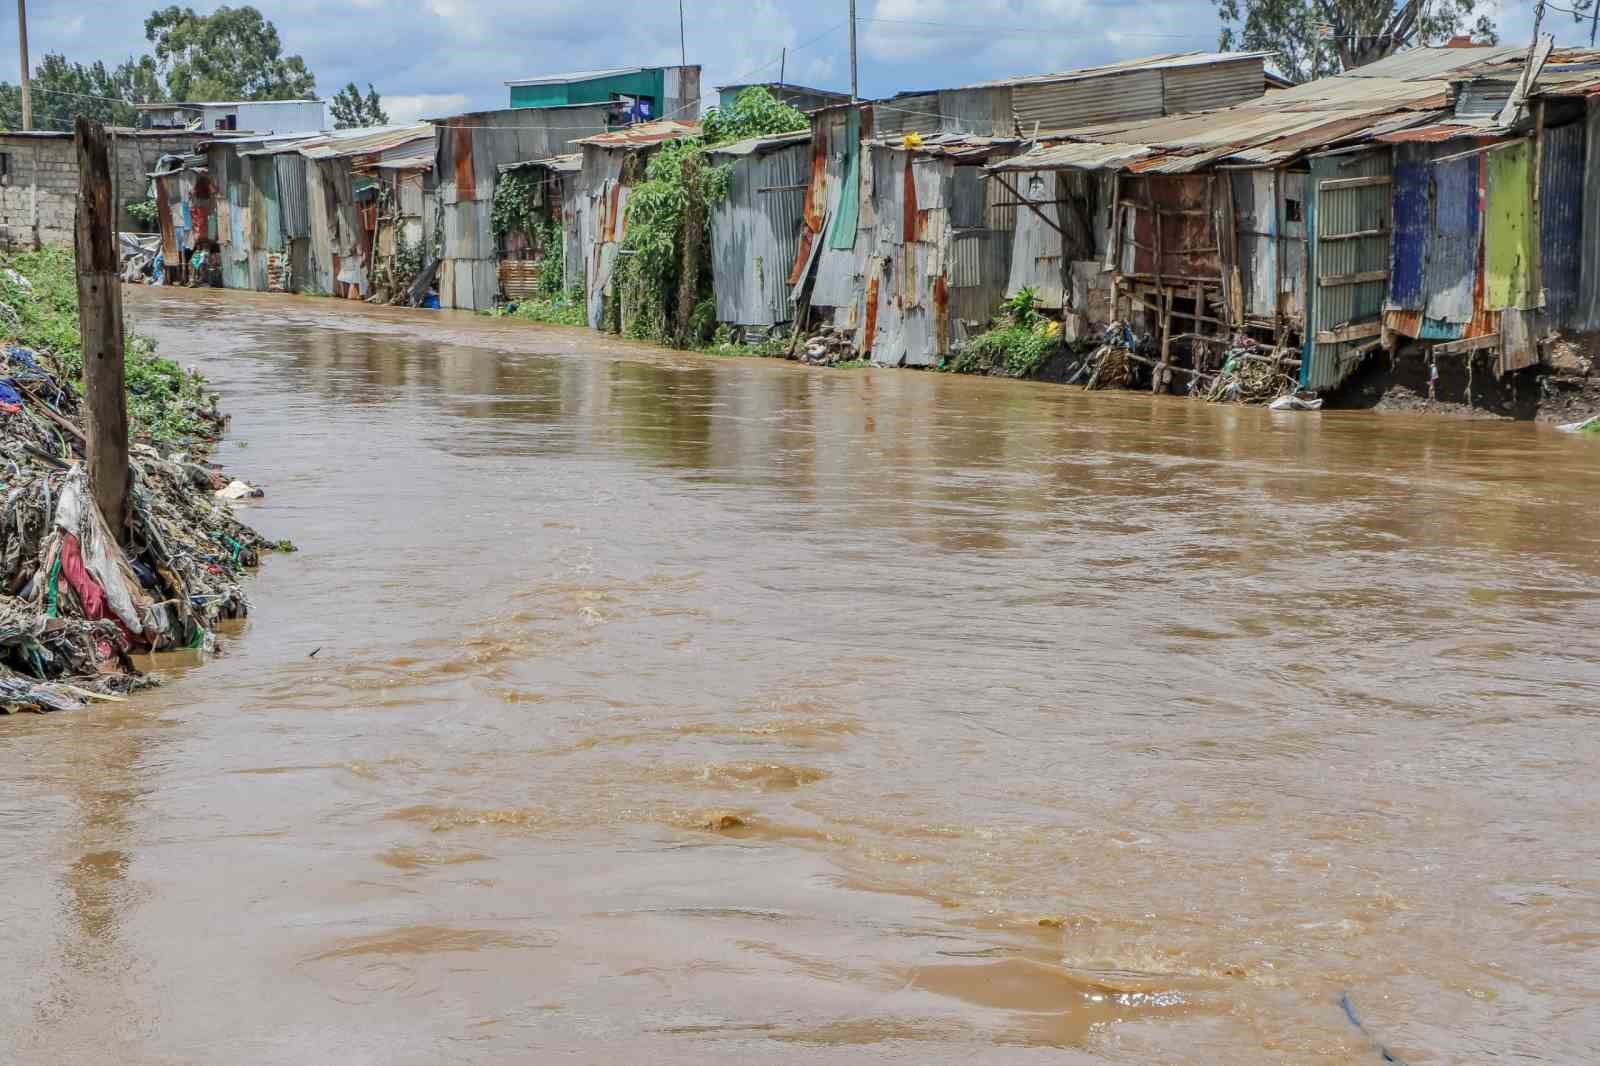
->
[946, 289, 1065, 379]
[1, 248, 218, 444]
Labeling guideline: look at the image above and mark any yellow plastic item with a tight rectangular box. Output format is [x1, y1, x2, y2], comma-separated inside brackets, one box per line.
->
[903, 131, 924, 148]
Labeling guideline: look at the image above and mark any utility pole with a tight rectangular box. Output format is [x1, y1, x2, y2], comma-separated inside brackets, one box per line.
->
[780, 47, 786, 88]
[849, 0, 859, 101]
[16, 0, 31, 131]
[74, 117, 130, 542]
[678, 0, 686, 67]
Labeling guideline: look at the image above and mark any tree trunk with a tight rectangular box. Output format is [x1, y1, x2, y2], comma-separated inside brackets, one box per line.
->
[674, 152, 705, 350]
[74, 116, 130, 543]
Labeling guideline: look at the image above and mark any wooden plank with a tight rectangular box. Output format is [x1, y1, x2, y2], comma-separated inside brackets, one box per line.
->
[1314, 319, 1383, 344]
[1317, 175, 1391, 192]
[1318, 269, 1389, 287]
[1317, 227, 1388, 242]
[1431, 333, 1502, 356]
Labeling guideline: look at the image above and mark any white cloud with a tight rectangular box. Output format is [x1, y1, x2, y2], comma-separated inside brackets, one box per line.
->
[384, 93, 471, 125]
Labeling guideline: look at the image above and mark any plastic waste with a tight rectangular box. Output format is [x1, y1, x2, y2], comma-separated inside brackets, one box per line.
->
[1556, 415, 1600, 433]
[1269, 394, 1324, 411]
[215, 480, 264, 501]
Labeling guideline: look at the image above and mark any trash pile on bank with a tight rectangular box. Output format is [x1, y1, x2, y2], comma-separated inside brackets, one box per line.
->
[0, 260, 275, 713]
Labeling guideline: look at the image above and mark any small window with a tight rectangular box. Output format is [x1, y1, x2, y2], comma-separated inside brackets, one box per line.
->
[0, 153, 11, 180]
[1284, 198, 1303, 222]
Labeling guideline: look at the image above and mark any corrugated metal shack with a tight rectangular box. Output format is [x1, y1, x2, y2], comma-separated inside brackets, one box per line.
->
[433, 104, 620, 311]
[298, 125, 437, 299]
[572, 120, 702, 331]
[150, 152, 213, 282]
[981, 44, 1594, 393]
[705, 131, 811, 330]
[791, 52, 1272, 366]
[494, 154, 580, 300]
[357, 148, 439, 302]
[207, 133, 320, 292]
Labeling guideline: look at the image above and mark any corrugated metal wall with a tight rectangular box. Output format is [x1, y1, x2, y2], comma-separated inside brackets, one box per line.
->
[1162, 60, 1264, 114]
[1539, 121, 1584, 329]
[1005, 171, 1065, 308]
[1388, 146, 1429, 309]
[1581, 101, 1600, 330]
[275, 153, 310, 241]
[1424, 153, 1479, 328]
[710, 142, 808, 326]
[1013, 70, 1163, 134]
[1484, 141, 1534, 310]
[1304, 151, 1391, 391]
[1230, 169, 1302, 323]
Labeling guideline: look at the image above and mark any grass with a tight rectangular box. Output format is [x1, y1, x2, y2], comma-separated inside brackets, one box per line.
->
[1584, 419, 1600, 436]
[491, 291, 587, 328]
[700, 325, 791, 359]
[1, 247, 216, 445]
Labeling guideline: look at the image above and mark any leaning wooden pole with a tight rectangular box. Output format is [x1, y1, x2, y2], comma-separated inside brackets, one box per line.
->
[74, 116, 130, 543]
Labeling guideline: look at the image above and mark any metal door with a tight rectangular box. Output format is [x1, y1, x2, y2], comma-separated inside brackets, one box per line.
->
[1303, 151, 1391, 390]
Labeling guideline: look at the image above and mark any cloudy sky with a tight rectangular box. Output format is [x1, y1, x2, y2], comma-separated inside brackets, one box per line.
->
[0, 0, 1576, 125]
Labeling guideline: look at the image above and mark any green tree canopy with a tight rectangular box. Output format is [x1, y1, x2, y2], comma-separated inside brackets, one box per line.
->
[700, 86, 808, 146]
[0, 53, 165, 131]
[330, 82, 389, 129]
[1216, 0, 1514, 83]
[144, 4, 316, 101]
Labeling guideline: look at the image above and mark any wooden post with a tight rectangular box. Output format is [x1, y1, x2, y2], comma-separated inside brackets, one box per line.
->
[674, 149, 705, 349]
[1531, 98, 1546, 307]
[74, 117, 130, 543]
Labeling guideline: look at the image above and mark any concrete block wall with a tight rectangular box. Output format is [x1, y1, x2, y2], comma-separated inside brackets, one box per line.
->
[0, 131, 211, 251]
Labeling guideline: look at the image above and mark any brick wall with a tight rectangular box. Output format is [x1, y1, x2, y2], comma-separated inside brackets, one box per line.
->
[0, 131, 211, 251]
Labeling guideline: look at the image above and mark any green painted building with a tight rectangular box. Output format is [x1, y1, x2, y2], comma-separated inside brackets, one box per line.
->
[506, 66, 702, 124]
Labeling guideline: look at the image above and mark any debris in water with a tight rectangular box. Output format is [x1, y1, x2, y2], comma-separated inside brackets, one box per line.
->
[1339, 992, 1411, 1065]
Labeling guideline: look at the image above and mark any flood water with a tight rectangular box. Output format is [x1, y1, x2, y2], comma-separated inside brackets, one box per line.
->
[3, 287, 1599, 1064]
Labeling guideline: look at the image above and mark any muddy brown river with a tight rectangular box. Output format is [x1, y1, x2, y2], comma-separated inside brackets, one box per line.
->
[2, 286, 1598, 1064]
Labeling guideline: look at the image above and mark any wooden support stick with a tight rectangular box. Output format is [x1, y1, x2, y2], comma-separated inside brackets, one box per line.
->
[74, 117, 129, 542]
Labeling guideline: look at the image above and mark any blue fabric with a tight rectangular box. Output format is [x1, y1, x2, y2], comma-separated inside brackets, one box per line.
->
[6, 346, 40, 371]
[0, 380, 24, 407]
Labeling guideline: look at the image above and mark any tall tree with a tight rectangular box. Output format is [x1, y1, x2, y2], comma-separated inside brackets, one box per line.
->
[330, 82, 389, 129]
[0, 53, 166, 131]
[144, 5, 316, 101]
[1216, 0, 1518, 83]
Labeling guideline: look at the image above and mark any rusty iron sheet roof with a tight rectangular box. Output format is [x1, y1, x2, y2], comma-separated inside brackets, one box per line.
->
[986, 140, 1153, 172]
[575, 120, 700, 148]
[368, 151, 435, 171]
[298, 124, 435, 160]
[705, 131, 812, 157]
[498, 152, 583, 174]
[867, 132, 1021, 159]
[964, 50, 1274, 89]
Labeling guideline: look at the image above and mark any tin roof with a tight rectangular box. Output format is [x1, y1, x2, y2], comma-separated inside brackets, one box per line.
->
[704, 131, 811, 157]
[498, 152, 583, 174]
[964, 50, 1274, 89]
[983, 45, 1524, 174]
[505, 67, 645, 87]
[298, 123, 435, 160]
[368, 151, 435, 171]
[574, 119, 700, 148]
[866, 132, 1022, 159]
[135, 98, 326, 110]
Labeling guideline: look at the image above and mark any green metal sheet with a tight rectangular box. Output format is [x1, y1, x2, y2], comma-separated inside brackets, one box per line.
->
[510, 70, 665, 110]
[826, 109, 860, 251]
[1484, 141, 1533, 311]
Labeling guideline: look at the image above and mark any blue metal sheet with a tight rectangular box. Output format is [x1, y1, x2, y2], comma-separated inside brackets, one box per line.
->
[1539, 120, 1583, 329]
[1419, 317, 1464, 340]
[1424, 153, 1480, 325]
[1388, 149, 1428, 309]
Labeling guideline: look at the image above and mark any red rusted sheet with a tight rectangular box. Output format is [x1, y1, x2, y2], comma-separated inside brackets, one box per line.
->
[933, 274, 949, 354]
[787, 227, 815, 287]
[862, 265, 880, 358]
[902, 155, 918, 244]
[452, 123, 476, 200]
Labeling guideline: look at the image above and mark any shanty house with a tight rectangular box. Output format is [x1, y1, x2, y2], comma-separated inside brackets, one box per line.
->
[572, 120, 702, 331]
[790, 51, 1273, 366]
[433, 105, 618, 311]
[137, 99, 326, 134]
[715, 82, 850, 113]
[149, 152, 214, 283]
[506, 66, 702, 125]
[705, 131, 811, 332]
[298, 125, 437, 299]
[494, 154, 581, 303]
[984, 44, 1599, 394]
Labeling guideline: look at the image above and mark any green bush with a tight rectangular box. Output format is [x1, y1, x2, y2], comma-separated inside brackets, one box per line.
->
[127, 199, 160, 229]
[493, 289, 586, 328]
[950, 326, 1056, 378]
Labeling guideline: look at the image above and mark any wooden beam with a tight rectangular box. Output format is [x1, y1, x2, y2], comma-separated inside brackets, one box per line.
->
[1316, 227, 1388, 242]
[991, 172, 1064, 237]
[1318, 269, 1390, 287]
[1314, 319, 1382, 344]
[1431, 333, 1501, 356]
[1317, 174, 1391, 192]
[74, 117, 130, 543]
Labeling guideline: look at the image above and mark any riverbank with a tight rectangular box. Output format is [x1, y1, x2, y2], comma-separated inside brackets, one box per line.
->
[484, 289, 1600, 425]
[0, 250, 279, 712]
